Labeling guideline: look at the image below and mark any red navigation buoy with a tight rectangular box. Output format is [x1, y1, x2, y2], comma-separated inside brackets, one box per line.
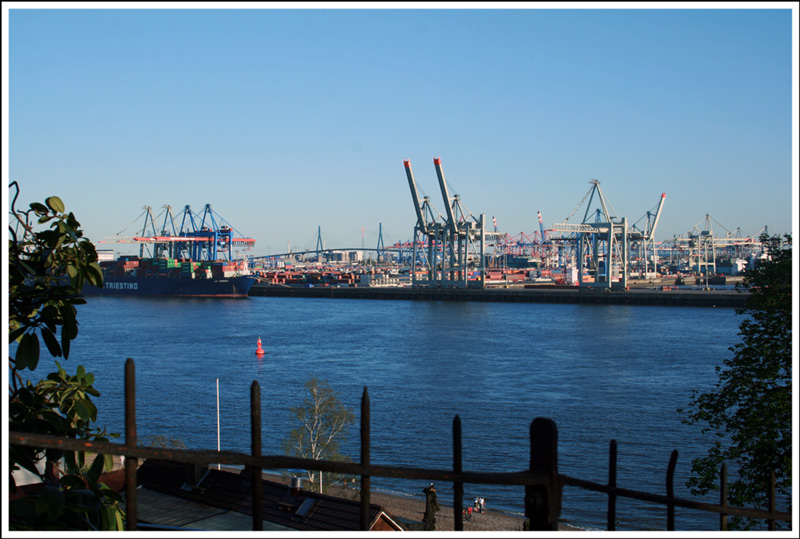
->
[255, 337, 264, 356]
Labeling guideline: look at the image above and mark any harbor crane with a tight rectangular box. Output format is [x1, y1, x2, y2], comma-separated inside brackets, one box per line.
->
[172, 204, 255, 262]
[404, 158, 445, 280]
[433, 157, 488, 288]
[101, 204, 255, 262]
[551, 179, 629, 289]
[136, 205, 178, 259]
[674, 214, 758, 279]
[404, 157, 488, 288]
[628, 193, 666, 277]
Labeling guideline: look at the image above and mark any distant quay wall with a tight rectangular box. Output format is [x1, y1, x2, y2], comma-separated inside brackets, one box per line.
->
[249, 284, 748, 308]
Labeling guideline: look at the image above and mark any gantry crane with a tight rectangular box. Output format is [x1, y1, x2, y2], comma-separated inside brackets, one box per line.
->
[550, 179, 629, 289]
[404, 157, 487, 288]
[404, 158, 445, 283]
[104, 204, 255, 262]
[137, 205, 177, 258]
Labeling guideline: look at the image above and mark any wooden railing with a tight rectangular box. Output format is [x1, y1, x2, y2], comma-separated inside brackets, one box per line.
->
[9, 358, 792, 531]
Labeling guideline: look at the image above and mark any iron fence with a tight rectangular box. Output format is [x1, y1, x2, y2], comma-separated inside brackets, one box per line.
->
[8, 358, 792, 531]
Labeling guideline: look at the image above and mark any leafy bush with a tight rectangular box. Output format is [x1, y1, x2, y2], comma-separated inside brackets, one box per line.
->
[8, 182, 124, 530]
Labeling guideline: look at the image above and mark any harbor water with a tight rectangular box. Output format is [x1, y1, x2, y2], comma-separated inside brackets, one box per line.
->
[31, 296, 745, 530]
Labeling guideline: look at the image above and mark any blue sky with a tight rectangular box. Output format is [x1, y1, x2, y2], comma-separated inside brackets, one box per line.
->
[4, 4, 797, 257]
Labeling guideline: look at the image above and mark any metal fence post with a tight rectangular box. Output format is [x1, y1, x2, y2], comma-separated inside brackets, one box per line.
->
[524, 417, 559, 530]
[251, 381, 262, 531]
[360, 387, 371, 531]
[124, 358, 137, 531]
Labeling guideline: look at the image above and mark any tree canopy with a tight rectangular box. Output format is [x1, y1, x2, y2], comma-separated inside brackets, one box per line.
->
[680, 232, 792, 530]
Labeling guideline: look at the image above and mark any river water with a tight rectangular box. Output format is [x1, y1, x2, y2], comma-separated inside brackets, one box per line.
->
[33, 295, 744, 530]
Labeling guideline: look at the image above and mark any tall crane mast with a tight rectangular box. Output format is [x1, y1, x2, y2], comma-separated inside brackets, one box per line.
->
[404, 159, 443, 279]
[404, 160, 430, 236]
[648, 193, 666, 239]
[433, 157, 458, 235]
[628, 192, 667, 276]
[645, 193, 667, 274]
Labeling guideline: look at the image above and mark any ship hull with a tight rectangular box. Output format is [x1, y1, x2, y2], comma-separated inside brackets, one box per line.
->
[83, 275, 257, 298]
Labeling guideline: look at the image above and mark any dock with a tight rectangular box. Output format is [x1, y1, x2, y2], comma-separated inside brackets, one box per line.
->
[249, 284, 748, 308]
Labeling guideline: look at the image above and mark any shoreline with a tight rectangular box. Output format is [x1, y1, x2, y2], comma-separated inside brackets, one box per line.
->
[258, 470, 583, 532]
[249, 282, 747, 308]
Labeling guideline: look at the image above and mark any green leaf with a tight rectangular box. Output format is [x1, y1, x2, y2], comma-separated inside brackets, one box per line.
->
[15, 257, 38, 277]
[60, 475, 86, 489]
[29, 202, 48, 213]
[60, 305, 78, 339]
[100, 506, 113, 531]
[62, 489, 96, 512]
[103, 453, 114, 472]
[41, 411, 69, 432]
[87, 453, 105, 484]
[61, 334, 71, 360]
[38, 485, 65, 521]
[46, 196, 65, 213]
[73, 400, 92, 421]
[9, 326, 27, 343]
[15, 332, 40, 371]
[80, 398, 98, 421]
[62, 318, 78, 341]
[86, 262, 104, 287]
[41, 328, 63, 358]
[8, 497, 39, 523]
[115, 507, 125, 531]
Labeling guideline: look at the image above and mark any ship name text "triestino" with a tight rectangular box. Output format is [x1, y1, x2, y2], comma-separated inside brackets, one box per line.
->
[107, 282, 138, 290]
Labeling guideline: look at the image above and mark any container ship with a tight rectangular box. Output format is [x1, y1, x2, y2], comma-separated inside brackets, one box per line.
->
[85, 203, 260, 298]
[83, 256, 258, 298]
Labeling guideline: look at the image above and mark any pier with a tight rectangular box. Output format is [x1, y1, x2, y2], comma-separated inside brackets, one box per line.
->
[249, 284, 748, 308]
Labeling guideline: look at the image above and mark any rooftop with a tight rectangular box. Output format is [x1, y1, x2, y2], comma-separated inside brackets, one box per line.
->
[131, 459, 404, 532]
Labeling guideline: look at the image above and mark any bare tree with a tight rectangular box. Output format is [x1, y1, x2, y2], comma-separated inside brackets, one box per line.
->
[282, 377, 355, 492]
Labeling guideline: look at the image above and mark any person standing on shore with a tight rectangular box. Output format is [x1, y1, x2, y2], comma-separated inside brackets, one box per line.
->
[479, 497, 486, 513]
[423, 484, 440, 530]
